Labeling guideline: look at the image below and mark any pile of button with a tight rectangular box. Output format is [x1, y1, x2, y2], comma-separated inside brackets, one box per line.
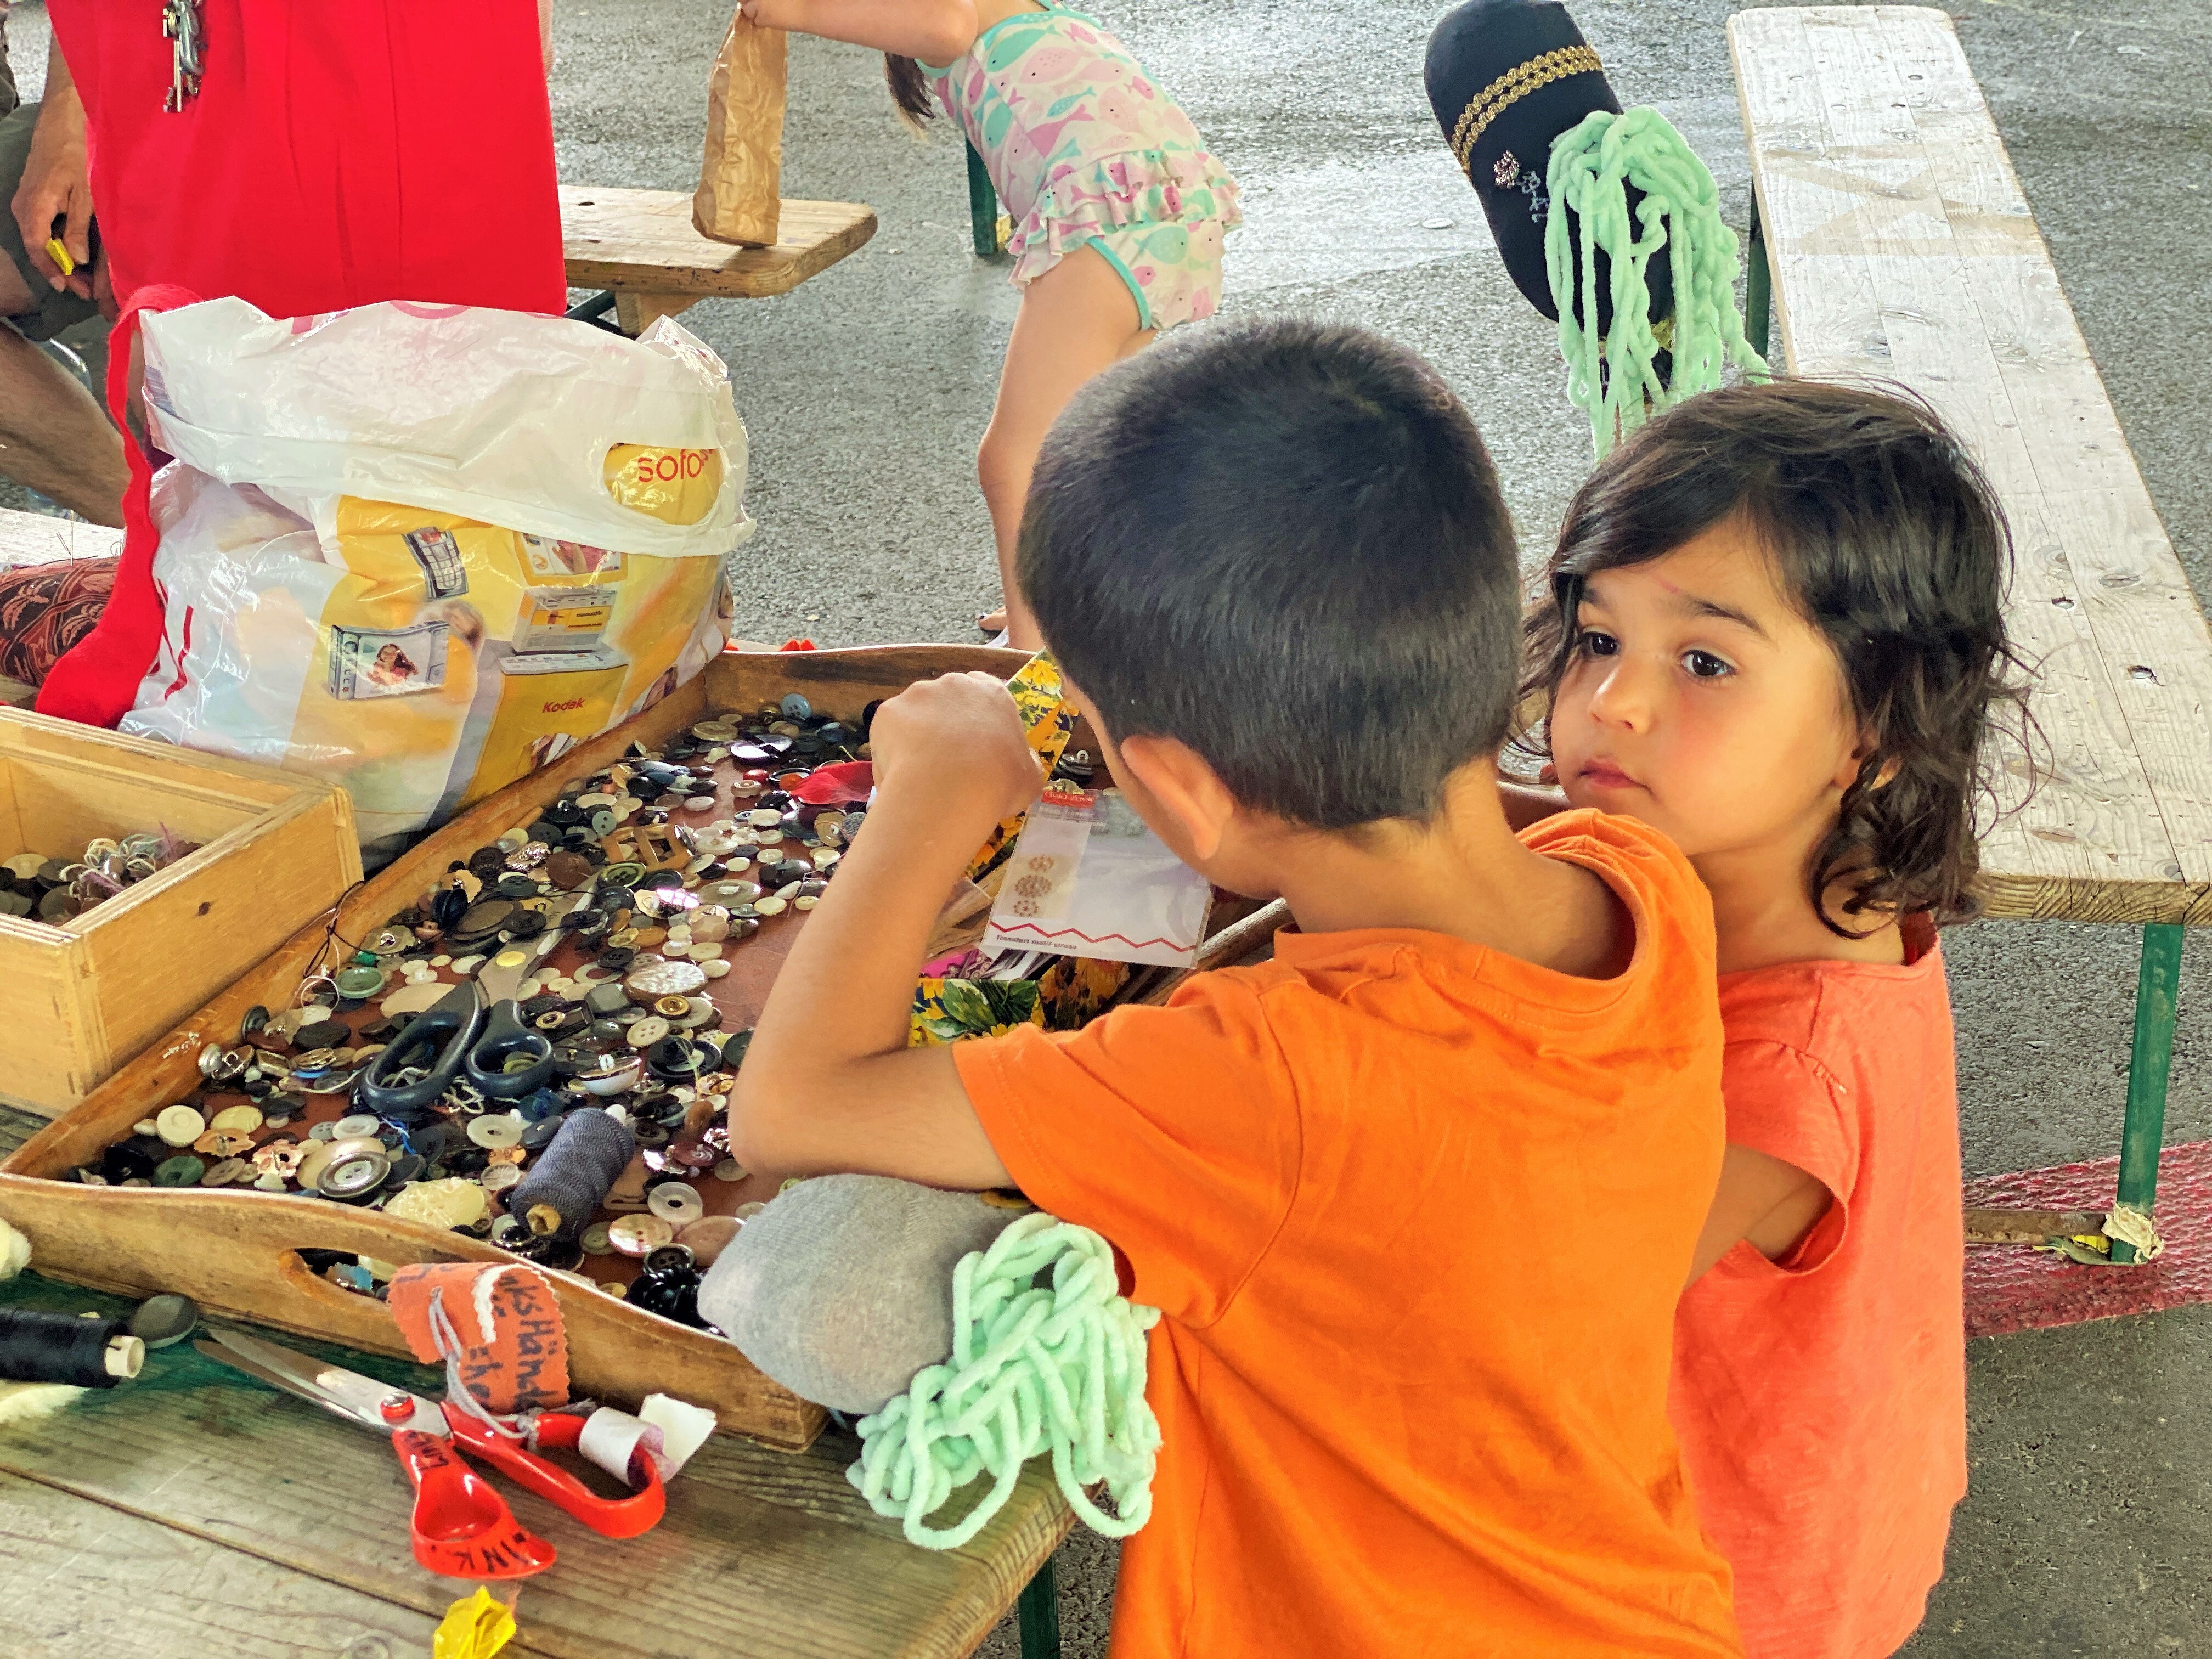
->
[0, 830, 202, 923]
[72, 697, 872, 1328]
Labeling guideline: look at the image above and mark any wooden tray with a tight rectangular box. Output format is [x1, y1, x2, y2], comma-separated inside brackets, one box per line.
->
[0, 707, 361, 1118]
[0, 646, 1281, 1452]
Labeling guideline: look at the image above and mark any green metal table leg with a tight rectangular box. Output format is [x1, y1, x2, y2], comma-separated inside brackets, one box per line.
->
[1745, 192, 1771, 363]
[1017, 1551, 1062, 1659]
[2113, 922, 2184, 1263]
[967, 142, 1001, 257]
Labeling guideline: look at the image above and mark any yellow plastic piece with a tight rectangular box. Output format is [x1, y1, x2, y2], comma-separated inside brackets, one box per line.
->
[433, 1587, 517, 1659]
[43, 238, 75, 277]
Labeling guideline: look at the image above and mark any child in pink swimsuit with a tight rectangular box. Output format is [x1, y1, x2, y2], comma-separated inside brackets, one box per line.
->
[741, 0, 1240, 646]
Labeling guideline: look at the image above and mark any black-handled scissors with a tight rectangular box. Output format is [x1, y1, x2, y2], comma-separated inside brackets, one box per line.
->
[358, 893, 589, 1119]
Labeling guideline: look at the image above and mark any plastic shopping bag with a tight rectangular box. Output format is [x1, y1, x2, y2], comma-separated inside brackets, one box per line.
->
[120, 299, 753, 855]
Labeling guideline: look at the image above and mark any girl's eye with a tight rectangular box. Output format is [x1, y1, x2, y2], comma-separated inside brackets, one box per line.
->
[1577, 629, 1620, 658]
[1683, 650, 1734, 680]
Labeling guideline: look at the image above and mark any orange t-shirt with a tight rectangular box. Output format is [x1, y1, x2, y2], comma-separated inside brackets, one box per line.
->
[955, 811, 1740, 1658]
[1670, 917, 1967, 1659]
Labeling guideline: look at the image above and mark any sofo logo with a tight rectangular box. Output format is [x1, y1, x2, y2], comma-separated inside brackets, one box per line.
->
[603, 443, 724, 526]
[632, 451, 710, 483]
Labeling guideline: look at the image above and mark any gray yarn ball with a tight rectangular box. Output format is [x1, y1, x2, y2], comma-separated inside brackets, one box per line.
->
[699, 1175, 1024, 1413]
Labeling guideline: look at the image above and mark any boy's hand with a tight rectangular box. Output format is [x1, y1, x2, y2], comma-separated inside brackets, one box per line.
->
[867, 671, 1042, 837]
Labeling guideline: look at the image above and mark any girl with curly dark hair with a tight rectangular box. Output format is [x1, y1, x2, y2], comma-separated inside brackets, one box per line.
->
[1514, 377, 2027, 1659]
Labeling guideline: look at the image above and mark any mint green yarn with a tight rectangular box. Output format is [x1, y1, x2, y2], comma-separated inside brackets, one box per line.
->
[1545, 107, 1769, 455]
[848, 1211, 1162, 1550]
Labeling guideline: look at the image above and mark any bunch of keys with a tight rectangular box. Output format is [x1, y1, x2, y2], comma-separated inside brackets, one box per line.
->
[162, 0, 204, 113]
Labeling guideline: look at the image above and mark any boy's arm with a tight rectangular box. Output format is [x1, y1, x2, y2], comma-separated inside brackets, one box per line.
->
[728, 672, 1044, 1190]
[1684, 1143, 1833, 1285]
[740, 0, 976, 61]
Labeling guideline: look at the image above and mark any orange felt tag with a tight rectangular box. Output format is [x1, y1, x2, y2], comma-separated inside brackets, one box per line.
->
[389, 1262, 571, 1415]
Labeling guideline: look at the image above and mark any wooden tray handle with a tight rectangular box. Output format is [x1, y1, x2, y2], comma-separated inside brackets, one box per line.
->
[0, 1177, 822, 1447]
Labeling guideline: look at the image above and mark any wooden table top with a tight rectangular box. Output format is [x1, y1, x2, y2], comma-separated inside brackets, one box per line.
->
[0, 1103, 1071, 1659]
[561, 188, 878, 301]
[1732, 7, 2212, 928]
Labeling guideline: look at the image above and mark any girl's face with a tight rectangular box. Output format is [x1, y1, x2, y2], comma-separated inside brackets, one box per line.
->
[1548, 517, 1865, 865]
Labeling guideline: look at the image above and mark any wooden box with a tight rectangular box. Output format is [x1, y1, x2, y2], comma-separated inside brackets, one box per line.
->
[0, 708, 362, 1118]
[0, 647, 1279, 1451]
[0, 651, 1099, 1450]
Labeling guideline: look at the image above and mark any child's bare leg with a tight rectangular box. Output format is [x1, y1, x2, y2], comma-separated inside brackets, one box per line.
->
[978, 243, 1152, 650]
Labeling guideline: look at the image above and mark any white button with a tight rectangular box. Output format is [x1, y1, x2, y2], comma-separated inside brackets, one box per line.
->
[155, 1104, 205, 1147]
[647, 1183, 704, 1225]
[467, 1113, 523, 1149]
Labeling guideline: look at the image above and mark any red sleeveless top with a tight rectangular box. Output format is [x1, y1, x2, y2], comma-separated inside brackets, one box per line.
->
[37, 0, 567, 725]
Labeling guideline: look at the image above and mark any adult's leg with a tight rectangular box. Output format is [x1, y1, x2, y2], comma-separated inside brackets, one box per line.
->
[0, 319, 125, 523]
[0, 95, 122, 524]
[978, 242, 1152, 651]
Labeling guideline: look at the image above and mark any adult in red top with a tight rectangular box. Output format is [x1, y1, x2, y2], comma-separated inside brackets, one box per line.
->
[36, 0, 566, 726]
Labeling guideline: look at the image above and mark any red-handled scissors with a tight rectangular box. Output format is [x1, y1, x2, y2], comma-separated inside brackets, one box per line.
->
[196, 1327, 664, 1578]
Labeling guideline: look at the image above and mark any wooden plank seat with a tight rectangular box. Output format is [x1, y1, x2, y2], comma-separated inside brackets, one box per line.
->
[1731, 7, 2212, 1254]
[0, 505, 124, 569]
[560, 186, 878, 335]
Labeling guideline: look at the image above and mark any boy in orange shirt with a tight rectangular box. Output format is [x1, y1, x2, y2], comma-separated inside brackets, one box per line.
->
[733, 318, 1741, 1656]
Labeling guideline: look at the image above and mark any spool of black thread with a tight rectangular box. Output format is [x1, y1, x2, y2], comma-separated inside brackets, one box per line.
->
[0, 1306, 144, 1386]
[503, 1108, 635, 1242]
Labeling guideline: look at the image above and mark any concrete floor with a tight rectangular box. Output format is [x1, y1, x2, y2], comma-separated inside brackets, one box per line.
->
[12, 0, 2212, 1650]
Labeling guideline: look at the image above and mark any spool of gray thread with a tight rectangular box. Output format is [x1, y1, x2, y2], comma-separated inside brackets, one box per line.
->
[504, 1108, 636, 1242]
[698, 1173, 1023, 1414]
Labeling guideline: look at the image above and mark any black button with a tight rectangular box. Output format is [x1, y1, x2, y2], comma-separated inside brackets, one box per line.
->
[413, 1122, 470, 1163]
[294, 1018, 351, 1051]
[103, 1142, 159, 1182]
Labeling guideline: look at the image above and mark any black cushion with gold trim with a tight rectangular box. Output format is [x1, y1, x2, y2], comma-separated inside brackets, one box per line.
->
[1424, 0, 1673, 335]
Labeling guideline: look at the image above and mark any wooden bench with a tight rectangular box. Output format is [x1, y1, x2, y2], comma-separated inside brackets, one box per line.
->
[0, 506, 123, 569]
[560, 186, 878, 336]
[1732, 7, 2212, 1259]
[0, 1231, 1072, 1657]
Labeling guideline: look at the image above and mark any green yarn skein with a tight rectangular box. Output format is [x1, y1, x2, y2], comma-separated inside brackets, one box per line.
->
[1545, 106, 1769, 456]
[848, 1210, 1163, 1550]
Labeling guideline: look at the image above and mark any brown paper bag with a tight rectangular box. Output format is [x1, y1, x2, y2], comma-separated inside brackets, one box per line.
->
[693, 12, 787, 247]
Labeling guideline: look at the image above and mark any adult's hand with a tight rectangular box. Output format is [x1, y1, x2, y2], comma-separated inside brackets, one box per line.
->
[10, 41, 94, 300]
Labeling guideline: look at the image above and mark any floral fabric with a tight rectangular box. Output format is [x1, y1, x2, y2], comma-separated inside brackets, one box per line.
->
[924, 4, 1240, 330]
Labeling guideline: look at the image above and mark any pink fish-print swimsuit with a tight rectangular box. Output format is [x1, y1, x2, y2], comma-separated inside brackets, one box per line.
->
[923, 2, 1240, 331]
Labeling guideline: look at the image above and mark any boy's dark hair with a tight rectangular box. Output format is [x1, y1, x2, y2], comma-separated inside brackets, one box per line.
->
[1520, 378, 2029, 931]
[1020, 318, 1520, 830]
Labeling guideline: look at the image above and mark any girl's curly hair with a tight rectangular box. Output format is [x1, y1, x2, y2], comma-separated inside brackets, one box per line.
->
[1517, 378, 2034, 934]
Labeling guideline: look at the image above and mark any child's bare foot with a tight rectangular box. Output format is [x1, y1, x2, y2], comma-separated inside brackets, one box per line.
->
[978, 608, 1008, 635]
